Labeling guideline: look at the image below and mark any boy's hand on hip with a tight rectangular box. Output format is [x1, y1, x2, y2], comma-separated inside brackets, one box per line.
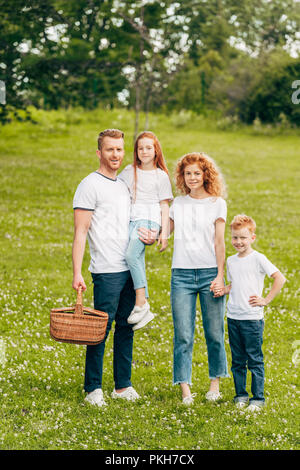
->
[249, 295, 267, 307]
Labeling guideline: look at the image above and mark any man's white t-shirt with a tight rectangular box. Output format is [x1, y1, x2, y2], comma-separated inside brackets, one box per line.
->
[73, 172, 130, 273]
[118, 164, 173, 226]
[226, 250, 278, 320]
[169, 195, 227, 269]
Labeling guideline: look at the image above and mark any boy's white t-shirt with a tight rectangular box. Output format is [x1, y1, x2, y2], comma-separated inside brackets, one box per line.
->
[226, 250, 278, 320]
[73, 172, 131, 273]
[169, 195, 227, 269]
[118, 164, 173, 226]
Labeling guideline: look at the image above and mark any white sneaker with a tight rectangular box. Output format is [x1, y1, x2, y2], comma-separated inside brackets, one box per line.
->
[111, 386, 140, 401]
[182, 393, 196, 406]
[205, 391, 222, 401]
[132, 311, 154, 331]
[127, 301, 150, 324]
[235, 401, 247, 408]
[84, 388, 106, 407]
[247, 403, 263, 412]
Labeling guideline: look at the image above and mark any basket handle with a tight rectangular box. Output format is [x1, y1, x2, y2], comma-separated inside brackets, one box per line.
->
[74, 286, 83, 315]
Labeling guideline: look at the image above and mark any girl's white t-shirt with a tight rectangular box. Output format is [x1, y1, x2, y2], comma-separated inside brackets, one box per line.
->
[73, 172, 131, 273]
[226, 250, 278, 320]
[169, 195, 227, 269]
[118, 164, 173, 225]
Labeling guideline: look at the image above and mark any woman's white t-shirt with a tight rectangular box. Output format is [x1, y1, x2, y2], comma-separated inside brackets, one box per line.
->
[119, 164, 173, 226]
[226, 250, 278, 320]
[169, 195, 227, 269]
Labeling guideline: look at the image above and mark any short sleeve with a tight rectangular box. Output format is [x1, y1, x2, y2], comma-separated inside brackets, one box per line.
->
[73, 176, 97, 211]
[158, 171, 173, 202]
[118, 165, 133, 190]
[226, 259, 231, 282]
[258, 253, 278, 277]
[169, 202, 174, 220]
[215, 198, 227, 222]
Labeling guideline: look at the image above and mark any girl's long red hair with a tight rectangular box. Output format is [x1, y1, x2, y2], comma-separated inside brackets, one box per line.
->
[132, 131, 169, 200]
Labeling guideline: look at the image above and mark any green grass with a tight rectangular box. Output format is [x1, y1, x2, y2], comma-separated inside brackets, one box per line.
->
[0, 107, 299, 450]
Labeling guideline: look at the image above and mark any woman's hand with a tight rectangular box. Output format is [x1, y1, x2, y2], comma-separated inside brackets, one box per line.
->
[210, 276, 225, 297]
[157, 233, 168, 252]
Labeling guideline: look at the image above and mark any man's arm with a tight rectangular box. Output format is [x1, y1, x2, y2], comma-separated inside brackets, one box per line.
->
[72, 209, 93, 290]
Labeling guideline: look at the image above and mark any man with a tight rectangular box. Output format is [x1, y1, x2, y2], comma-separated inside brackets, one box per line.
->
[72, 129, 156, 407]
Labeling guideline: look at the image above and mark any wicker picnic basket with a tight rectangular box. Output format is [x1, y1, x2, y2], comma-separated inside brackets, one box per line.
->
[50, 287, 108, 345]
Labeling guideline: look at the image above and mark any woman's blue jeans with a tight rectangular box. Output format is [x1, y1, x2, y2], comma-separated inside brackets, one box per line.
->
[171, 268, 229, 384]
[125, 219, 160, 298]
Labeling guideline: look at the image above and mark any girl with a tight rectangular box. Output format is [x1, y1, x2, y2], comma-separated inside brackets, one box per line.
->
[119, 131, 173, 331]
[168, 152, 229, 405]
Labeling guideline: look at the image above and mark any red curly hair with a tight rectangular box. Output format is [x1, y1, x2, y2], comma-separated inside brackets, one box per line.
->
[175, 152, 226, 198]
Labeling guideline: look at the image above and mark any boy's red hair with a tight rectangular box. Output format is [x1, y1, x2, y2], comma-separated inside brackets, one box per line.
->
[230, 214, 256, 233]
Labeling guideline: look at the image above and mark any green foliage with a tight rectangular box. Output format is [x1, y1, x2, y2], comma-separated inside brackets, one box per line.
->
[0, 108, 299, 450]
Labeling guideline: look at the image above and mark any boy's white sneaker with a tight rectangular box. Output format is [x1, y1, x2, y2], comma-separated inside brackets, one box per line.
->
[127, 301, 150, 324]
[247, 403, 263, 412]
[132, 311, 154, 331]
[84, 388, 106, 407]
[111, 386, 140, 401]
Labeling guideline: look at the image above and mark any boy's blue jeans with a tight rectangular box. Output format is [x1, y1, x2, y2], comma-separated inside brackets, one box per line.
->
[171, 267, 229, 384]
[125, 219, 160, 298]
[84, 270, 135, 393]
[227, 318, 265, 405]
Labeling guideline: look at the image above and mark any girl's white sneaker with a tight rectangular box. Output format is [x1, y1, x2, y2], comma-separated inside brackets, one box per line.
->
[182, 393, 196, 406]
[127, 301, 150, 324]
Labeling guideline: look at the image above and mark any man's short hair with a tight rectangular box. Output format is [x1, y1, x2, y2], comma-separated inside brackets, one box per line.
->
[230, 214, 256, 234]
[97, 129, 124, 150]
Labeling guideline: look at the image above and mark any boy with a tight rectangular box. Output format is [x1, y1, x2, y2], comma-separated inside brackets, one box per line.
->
[219, 214, 286, 411]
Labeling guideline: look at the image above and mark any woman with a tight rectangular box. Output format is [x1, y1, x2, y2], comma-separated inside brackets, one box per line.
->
[166, 152, 229, 405]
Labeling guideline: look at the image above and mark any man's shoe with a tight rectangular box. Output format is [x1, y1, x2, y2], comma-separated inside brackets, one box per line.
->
[111, 386, 140, 401]
[132, 311, 154, 331]
[84, 388, 106, 407]
[127, 301, 150, 324]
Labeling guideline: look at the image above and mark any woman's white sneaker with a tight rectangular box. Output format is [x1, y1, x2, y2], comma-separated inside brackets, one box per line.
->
[205, 391, 222, 401]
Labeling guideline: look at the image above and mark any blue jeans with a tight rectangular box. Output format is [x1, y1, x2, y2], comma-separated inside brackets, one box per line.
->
[84, 270, 135, 393]
[125, 219, 160, 298]
[227, 318, 265, 404]
[171, 268, 229, 384]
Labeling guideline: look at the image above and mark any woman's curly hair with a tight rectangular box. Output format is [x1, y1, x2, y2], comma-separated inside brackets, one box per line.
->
[175, 152, 227, 198]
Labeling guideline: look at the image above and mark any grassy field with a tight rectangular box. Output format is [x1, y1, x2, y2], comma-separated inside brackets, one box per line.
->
[0, 107, 299, 451]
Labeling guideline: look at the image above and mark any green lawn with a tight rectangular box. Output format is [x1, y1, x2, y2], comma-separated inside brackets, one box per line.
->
[0, 107, 299, 450]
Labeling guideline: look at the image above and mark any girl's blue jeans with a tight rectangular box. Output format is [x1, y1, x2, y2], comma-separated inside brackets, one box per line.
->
[125, 219, 160, 298]
[171, 267, 229, 384]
